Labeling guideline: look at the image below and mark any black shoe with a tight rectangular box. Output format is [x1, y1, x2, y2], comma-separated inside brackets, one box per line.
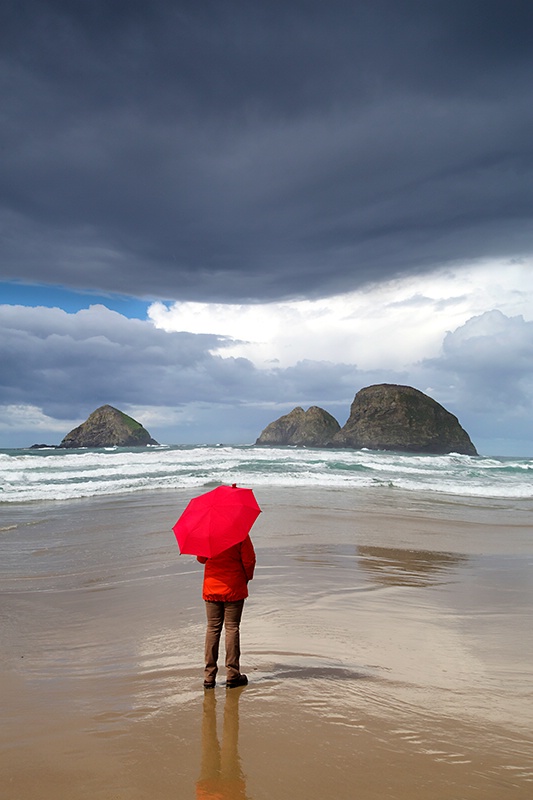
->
[203, 680, 216, 689]
[226, 674, 248, 689]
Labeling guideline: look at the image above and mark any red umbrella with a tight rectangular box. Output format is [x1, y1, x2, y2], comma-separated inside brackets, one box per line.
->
[172, 484, 261, 558]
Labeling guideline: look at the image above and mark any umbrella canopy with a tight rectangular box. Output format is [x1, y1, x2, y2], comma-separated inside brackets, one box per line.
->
[173, 484, 261, 558]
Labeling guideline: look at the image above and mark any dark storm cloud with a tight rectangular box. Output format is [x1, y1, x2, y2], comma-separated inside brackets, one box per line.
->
[2, 1, 533, 302]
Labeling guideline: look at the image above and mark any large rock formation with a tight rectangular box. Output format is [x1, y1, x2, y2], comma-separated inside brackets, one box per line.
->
[59, 405, 159, 448]
[255, 406, 341, 447]
[329, 384, 477, 455]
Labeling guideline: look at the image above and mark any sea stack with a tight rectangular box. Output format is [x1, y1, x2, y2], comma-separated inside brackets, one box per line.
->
[329, 384, 477, 455]
[255, 406, 341, 447]
[59, 405, 159, 448]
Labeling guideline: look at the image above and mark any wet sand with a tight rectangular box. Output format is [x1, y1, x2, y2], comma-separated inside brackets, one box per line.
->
[1, 486, 533, 798]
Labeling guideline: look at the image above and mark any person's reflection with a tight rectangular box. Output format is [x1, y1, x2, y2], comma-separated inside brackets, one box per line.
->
[196, 688, 249, 800]
[357, 545, 466, 587]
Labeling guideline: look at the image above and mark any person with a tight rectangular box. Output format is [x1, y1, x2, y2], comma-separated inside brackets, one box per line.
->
[197, 533, 256, 689]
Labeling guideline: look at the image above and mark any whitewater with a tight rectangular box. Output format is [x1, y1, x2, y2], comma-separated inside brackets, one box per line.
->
[1, 444, 532, 504]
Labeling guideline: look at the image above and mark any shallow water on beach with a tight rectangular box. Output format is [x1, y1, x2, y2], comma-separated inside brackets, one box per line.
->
[1, 486, 533, 799]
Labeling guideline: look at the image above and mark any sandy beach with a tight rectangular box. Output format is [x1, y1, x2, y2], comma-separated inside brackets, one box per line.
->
[1, 485, 533, 799]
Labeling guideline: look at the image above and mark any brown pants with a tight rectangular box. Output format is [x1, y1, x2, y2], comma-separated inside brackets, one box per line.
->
[204, 600, 245, 683]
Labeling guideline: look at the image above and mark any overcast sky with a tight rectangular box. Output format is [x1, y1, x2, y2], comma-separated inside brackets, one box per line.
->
[1, 1, 532, 454]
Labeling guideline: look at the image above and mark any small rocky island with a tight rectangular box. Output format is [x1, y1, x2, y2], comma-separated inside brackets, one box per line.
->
[255, 405, 341, 446]
[256, 384, 477, 455]
[59, 405, 159, 448]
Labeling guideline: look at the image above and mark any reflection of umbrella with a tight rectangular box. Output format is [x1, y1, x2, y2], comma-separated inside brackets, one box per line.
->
[173, 484, 261, 558]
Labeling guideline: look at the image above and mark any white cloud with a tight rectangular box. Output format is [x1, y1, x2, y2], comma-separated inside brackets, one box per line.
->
[148, 262, 533, 370]
[1, 263, 533, 453]
[0, 404, 76, 433]
[422, 310, 533, 408]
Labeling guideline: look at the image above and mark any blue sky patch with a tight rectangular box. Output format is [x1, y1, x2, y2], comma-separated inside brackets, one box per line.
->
[0, 282, 150, 319]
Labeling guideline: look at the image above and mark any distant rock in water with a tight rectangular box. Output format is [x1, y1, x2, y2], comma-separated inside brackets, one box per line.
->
[255, 406, 341, 446]
[59, 405, 159, 448]
[329, 384, 477, 455]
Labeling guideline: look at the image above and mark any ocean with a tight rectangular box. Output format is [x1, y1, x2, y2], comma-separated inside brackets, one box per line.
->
[1, 444, 532, 505]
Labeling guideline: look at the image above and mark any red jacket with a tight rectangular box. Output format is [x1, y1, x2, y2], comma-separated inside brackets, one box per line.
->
[197, 535, 256, 602]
